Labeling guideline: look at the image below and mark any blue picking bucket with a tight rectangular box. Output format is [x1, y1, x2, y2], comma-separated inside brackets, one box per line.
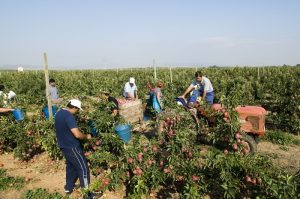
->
[42, 105, 57, 119]
[13, 108, 24, 121]
[114, 124, 131, 143]
[88, 120, 98, 137]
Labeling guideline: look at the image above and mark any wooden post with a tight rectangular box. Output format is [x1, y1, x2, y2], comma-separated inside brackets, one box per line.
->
[169, 66, 173, 83]
[153, 59, 157, 81]
[44, 53, 53, 120]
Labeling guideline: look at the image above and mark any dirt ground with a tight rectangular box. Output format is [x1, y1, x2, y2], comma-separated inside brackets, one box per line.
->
[0, 141, 299, 199]
[0, 153, 124, 199]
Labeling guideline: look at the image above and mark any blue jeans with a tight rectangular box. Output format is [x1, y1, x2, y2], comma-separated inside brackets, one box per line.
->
[189, 90, 214, 105]
[61, 147, 90, 190]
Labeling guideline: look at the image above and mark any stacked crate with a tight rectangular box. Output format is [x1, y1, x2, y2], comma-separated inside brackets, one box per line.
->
[118, 99, 143, 123]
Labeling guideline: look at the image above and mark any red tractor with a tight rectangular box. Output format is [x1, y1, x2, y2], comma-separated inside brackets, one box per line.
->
[175, 98, 267, 153]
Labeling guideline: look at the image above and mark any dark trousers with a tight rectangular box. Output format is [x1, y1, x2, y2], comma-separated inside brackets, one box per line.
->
[61, 147, 90, 190]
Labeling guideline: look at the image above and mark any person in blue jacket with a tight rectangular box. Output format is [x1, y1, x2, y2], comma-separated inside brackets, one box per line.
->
[179, 71, 214, 107]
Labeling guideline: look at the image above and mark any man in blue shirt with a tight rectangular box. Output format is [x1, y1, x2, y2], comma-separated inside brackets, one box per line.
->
[55, 99, 93, 197]
[179, 71, 214, 107]
[123, 77, 138, 99]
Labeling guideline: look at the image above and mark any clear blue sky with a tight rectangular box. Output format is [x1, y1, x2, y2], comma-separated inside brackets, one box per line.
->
[0, 0, 299, 69]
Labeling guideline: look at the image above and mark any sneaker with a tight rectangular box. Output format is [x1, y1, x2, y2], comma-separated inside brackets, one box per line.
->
[84, 191, 103, 199]
[64, 185, 74, 195]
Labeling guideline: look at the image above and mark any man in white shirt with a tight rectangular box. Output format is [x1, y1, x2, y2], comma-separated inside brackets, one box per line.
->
[123, 77, 138, 100]
[49, 79, 63, 104]
[179, 71, 214, 107]
[0, 84, 15, 113]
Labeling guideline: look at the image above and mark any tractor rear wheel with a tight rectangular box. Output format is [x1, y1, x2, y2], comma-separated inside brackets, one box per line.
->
[240, 132, 257, 154]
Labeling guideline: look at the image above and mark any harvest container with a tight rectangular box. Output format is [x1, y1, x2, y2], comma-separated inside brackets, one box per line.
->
[114, 124, 131, 143]
[13, 108, 24, 121]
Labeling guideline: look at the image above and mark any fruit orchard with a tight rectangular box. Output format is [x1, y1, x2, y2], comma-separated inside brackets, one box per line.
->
[0, 66, 299, 198]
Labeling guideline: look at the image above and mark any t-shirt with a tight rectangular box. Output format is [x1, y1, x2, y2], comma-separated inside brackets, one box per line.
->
[49, 86, 59, 100]
[123, 82, 137, 97]
[190, 77, 213, 93]
[108, 96, 118, 110]
[54, 109, 79, 148]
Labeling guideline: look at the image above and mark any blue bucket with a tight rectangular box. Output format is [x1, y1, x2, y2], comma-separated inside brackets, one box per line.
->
[88, 120, 98, 137]
[42, 106, 57, 119]
[114, 124, 131, 143]
[13, 108, 24, 121]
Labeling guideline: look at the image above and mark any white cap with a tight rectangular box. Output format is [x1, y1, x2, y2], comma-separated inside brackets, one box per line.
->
[7, 91, 16, 99]
[129, 77, 135, 84]
[69, 99, 83, 110]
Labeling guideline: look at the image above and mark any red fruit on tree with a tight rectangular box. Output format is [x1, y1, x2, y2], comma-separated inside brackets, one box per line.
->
[165, 117, 170, 122]
[152, 146, 158, 152]
[128, 157, 134, 164]
[224, 149, 229, 155]
[137, 153, 143, 159]
[92, 146, 97, 151]
[245, 175, 252, 183]
[147, 160, 153, 166]
[235, 133, 241, 139]
[192, 175, 199, 181]
[137, 169, 143, 175]
[224, 112, 229, 118]
[160, 161, 164, 167]
[177, 176, 184, 181]
[233, 143, 238, 151]
[95, 140, 101, 146]
[163, 168, 170, 173]
[223, 118, 229, 123]
[102, 179, 110, 186]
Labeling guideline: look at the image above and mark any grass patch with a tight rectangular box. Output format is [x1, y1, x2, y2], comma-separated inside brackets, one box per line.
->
[22, 188, 69, 199]
[0, 168, 25, 191]
[263, 130, 300, 145]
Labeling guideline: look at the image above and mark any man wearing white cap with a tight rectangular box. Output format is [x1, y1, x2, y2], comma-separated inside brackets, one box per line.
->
[123, 77, 138, 100]
[54, 99, 93, 197]
[0, 84, 17, 113]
